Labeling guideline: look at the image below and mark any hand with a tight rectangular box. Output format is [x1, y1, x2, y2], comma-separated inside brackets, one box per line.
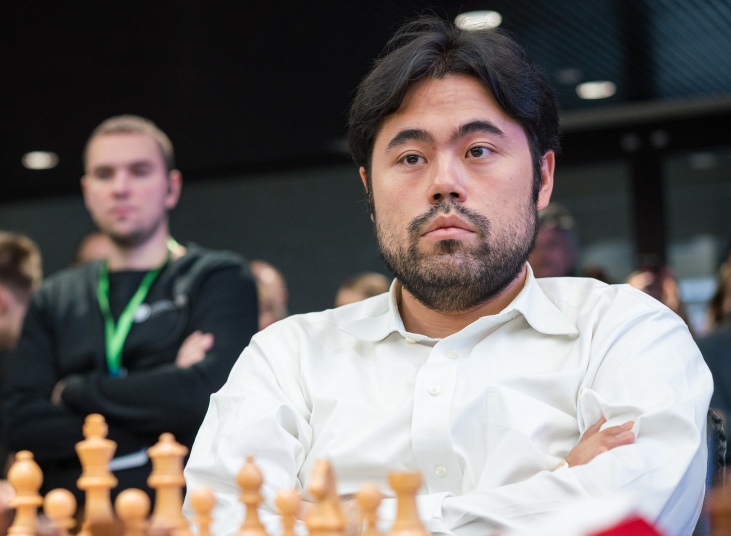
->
[567, 417, 635, 467]
[175, 331, 214, 368]
[50, 379, 67, 406]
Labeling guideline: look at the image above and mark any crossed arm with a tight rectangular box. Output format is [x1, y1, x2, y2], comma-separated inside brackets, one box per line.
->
[304, 417, 637, 536]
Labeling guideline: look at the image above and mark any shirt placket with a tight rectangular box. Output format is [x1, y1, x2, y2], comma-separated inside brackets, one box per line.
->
[411, 341, 462, 493]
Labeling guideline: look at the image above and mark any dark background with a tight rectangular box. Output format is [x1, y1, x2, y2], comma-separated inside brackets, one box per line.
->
[3, 1, 731, 314]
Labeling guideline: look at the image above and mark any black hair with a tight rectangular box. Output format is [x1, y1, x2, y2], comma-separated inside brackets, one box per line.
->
[348, 16, 560, 204]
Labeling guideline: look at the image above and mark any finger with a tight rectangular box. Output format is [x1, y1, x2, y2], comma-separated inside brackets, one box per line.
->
[579, 416, 607, 442]
[597, 420, 635, 437]
[603, 429, 635, 448]
[199, 332, 215, 350]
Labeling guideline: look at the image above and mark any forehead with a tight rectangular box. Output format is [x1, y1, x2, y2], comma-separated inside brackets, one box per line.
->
[374, 74, 526, 148]
[86, 132, 164, 169]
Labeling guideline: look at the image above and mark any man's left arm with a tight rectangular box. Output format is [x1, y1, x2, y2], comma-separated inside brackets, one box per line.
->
[379, 305, 713, 536]
[57, 262, 258, 439]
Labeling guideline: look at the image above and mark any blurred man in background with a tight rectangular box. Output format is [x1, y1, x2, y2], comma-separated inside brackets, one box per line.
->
[528, 203, 577, 278]
[250, 260, 289, 330]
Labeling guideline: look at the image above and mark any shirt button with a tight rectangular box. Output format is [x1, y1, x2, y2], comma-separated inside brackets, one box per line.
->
[428, 386, 441, 396]
[405, 337, 417, 344]
[445, 350, 458, 359]
[435, 465, 447, 476]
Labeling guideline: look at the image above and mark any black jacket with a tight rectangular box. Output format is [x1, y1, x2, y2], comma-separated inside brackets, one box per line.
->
[2, 244, 258, 498]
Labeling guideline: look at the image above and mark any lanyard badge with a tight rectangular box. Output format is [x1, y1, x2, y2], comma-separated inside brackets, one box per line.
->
[97, 239, 177, 376]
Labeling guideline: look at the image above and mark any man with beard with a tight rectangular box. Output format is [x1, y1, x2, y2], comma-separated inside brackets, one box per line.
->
[3, 115, 258, 503]
[184, 17, 711, 536]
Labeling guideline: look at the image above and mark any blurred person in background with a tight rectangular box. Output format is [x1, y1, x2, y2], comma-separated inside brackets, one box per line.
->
[334, 271, 390, 307]
[0, 232, 42, 353]
[696, 239, 731, 442]
[528, 203, 577, 278]
[73, 230, 114, 265]
[625, 257, 691, 331]
[250, 260, 288, 330]
[0, 231, 42, 532]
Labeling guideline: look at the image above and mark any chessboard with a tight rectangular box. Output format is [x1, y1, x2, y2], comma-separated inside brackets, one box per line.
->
[6, 413, 430, 536]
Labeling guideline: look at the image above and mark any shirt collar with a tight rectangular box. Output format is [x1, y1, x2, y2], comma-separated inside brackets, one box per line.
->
[337, 280, 400, 342]
[339, 265, 578, 342]
[506, 264, 579, 336]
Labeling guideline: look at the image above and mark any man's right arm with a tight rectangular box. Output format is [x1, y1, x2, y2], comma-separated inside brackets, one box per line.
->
[2, 298, 86, 459]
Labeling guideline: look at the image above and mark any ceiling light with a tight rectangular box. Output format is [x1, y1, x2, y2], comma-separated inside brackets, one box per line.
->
[455, 11, 502, 30]
[22, 151, 59, 170]
[576, 81, 616, 100]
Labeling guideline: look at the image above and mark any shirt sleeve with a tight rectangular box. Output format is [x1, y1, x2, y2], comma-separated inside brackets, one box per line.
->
[58, 262, 258, 441]
[184, 329, 314, 536]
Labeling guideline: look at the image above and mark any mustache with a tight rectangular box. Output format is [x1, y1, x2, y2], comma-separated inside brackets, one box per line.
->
[408, 199, 489, 238]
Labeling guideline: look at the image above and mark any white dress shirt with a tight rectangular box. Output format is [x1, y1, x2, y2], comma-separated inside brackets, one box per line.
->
[184, 266, 712, 536]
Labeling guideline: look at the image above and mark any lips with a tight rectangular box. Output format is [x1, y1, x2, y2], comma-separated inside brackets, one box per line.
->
[421, 214, 476, 238]
[111, 206, 134, 218]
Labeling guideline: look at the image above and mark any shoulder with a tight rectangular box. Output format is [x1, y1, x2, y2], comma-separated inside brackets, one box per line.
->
[536, 276, 679, 322]
[177, 243, 251, 273]
[33, 263, 98, 304]
[168, 243, 253, 286]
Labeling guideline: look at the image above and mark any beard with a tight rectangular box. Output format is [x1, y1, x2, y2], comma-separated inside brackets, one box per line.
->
[375, 198, 537, 313]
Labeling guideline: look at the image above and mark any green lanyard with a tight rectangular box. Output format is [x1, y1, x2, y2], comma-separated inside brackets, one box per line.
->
[97, 240, 177, 377]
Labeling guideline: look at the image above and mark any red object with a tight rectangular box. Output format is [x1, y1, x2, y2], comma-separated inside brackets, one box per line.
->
[588, 516, 664, 536]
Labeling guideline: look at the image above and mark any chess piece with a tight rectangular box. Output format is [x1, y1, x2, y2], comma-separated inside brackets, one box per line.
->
[190, 488, 216, 536]
[76, 414, 119, 536]
[43, 489, 77, 536]
[356, 484, 383, 536]
[387, 472, 428, 536]
[7, 450, 43, 536]
[115, 489, 150, 536]
[275, 489, 300, 536]
[236, 456, 268, 536]
[305, 459, 346, 536]
[147, 433, 191, 536]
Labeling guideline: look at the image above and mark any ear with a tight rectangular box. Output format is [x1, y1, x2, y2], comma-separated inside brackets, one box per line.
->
[165, 169, 182, 209]
[359, 167, 375, 222]
[536, 151, 555, 210]
[80, 175, 92, 211]
[359, 167, 368, 191]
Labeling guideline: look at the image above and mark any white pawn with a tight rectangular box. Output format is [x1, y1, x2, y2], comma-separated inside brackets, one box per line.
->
[43, 489, 77, 536]
[115, 488, 150, 536]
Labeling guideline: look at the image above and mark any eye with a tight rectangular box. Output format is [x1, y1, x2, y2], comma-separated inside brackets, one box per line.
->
[400, 154, 424, 166]
[467, 146, 491, 158]
[93, 167, 113, 179]
[131, 164, 152, 177]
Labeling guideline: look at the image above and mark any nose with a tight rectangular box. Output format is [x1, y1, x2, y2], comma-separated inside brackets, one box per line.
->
[110, 172, 131, 196]
[427, 155, 467, 204]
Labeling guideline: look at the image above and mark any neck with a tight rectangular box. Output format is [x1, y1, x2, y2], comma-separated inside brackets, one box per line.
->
[397, 265, 528, 339]
[106, 228, 179, 271]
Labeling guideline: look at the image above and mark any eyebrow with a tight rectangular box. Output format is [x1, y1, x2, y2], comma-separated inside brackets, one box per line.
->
[386, 129, 435, 151]
[386, 120, 506, 152]
[451, 120, 505, 143]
